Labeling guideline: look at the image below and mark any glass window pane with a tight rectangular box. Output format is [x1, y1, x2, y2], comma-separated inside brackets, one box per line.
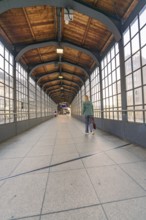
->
[127, 90, 133, 106]
[10, 54, 13, 65]
[108, 74, 112, 85]
[5, 49, 9, 61]
[125, 58, 132, 75]
[127, 107, 134, 122]
[111, 47, 115, 59]
[130, 17, 138, 38]
[5, 60, 9, 73]
[116, 54, 120, 67]
[107, 52, 110, 62]
[113, 83, 117, 95]
[134, 88, 142, 105]
[140, 26, 146, 47]
[0, 82, 4, 96]
[0, 56, 4, 69]
[142, 66, 146, 84]
[126, 74, 133, 90]
[117, 94, 121, 107]
[132, 52, 140, 71]
[5, 85, 9, 98]
[115, 43, 119, 54]
[132, 34, 140, 54]
[141, 46, 146, 66]
[117, 81, 121, 93]
[124, 43, 131, 60]
[0, 70, 4, 83]
[112, 70, 116, 83]
[123, 28, 130, 45]
[105, 66, 108, 77]
[9, 65, 13, 76]
[133, 69, 141, 88]
[116, 67, 120, 80]
[108, 63, 111, 73]
[144, 86, 146, 104]
[135, 106, 143, 123]
[0, 42, 4, 56]
[113, 95, 117, 107]
[5, 73, 9, 86]
[139, 6, 146, 28]
[112, 58, 115, 71]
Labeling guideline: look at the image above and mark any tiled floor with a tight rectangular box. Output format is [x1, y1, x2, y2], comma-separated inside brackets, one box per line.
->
[0, 115, 146, 220]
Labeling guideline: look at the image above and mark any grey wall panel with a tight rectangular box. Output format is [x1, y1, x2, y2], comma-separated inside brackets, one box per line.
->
[124, 123, 146, 147]
[72, 114, 146, 148]
[0, 116, 53, 143]
[0, 123, 16, 143]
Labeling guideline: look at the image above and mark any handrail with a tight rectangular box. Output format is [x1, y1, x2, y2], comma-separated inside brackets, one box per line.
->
[94, 109, 146, 112]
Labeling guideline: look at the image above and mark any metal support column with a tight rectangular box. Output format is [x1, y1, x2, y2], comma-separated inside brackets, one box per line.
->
[13, 52, 17, 124]
[119, 39, 127, 121]
[89, 75, 92, 101]
[99, 63, 103, 118]
[27, 73, 30, 120]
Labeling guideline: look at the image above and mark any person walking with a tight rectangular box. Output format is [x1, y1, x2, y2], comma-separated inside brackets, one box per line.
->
[82, 95, 94, 135]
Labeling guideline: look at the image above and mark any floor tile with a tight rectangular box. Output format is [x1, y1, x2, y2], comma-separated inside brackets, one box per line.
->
[53, 144, 78, 155]
[87, 165, 146, 203]
[27, 145, 54, 157]
[103, 196, 146, 220]
[50, 153, 84, 172]
[0, 148, 30, 159]
[42, 170, 99, 213]
[106, 148, 142, 164]
[82, 152, 116, 168]
[120, 161, 146, 190]
[0, 173, 48, 220]
[41, 205, 107, 220]
[0, 158, 21, 178]
[12, 155, 52, 175]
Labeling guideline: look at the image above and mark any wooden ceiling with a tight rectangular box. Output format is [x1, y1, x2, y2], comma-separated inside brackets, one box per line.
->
[0, 0, 139, 104]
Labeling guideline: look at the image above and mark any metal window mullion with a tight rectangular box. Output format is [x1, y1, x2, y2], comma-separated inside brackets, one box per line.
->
[89, 75, 92, 101]
[138, 12, 145, 123]
[129, 24, 137, 122]
[3, 47, 6, 123]
[35, 83, 37, 118]
[13, 55, 17, 124]
[28, 75, 30, 120]
[99, 62, 103, 119]
[119, 38, 128, 122]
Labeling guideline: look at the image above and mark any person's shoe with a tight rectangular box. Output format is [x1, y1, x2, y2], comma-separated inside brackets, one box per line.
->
[85, 132, 89, 134]
[92, 130, 95, 135]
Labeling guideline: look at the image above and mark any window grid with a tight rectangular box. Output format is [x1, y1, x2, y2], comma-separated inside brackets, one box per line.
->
[91, 67, 101, 118]
[85, 79, 90, 98]
[29, 78, 36, 119]
[101, 43, 122, 120]
[124, 5, 146, 123]
[16, 63, 28, 121]
[0, 41, 14, 124]
[36, 85, 41, 118]
[0, 41, 56, 124]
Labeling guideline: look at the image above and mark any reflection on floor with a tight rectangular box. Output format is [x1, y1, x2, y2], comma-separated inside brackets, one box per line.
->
[0, 115, 146, 220]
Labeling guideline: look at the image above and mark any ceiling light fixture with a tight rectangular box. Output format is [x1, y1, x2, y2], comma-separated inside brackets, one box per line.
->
[60, 87, 64, 90]
[56, 48, 63, 54]
[64, 8, 73, 25]
[58, 75, 63, 79]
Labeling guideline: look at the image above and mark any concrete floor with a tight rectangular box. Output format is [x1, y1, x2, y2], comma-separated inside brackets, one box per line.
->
[0, 116, 146, 220]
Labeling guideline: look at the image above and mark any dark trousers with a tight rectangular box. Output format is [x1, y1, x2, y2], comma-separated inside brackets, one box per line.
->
[85, 115, 93, 133]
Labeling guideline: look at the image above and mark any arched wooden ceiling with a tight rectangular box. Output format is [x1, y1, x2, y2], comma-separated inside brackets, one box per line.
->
[0, 0, 139, 103]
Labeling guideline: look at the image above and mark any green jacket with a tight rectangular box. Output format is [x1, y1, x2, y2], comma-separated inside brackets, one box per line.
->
[82, 101, 94, 116]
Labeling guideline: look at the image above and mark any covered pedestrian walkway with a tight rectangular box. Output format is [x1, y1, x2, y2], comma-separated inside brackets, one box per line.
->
[0, 116, 146, 220]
